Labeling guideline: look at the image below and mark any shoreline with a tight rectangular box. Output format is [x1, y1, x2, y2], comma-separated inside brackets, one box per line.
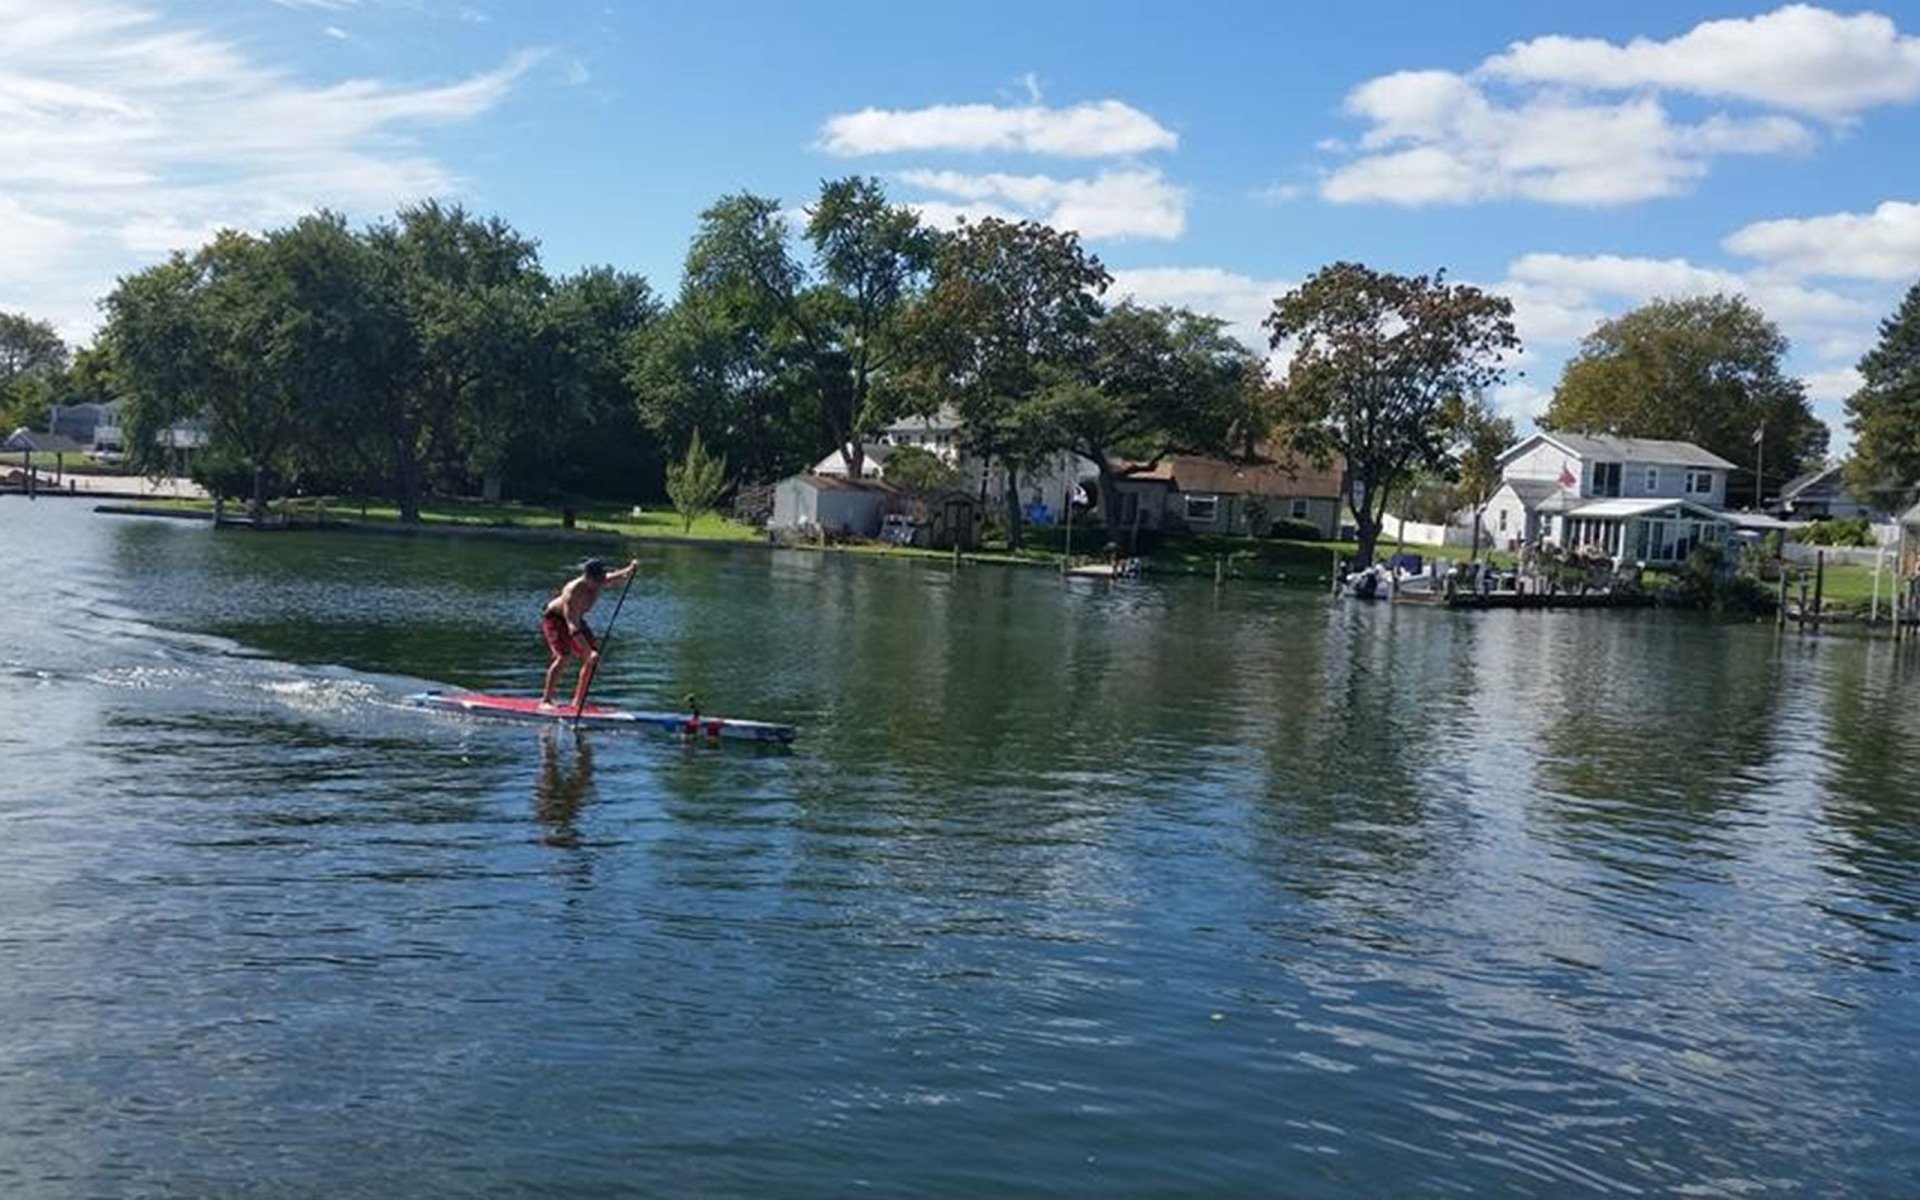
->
[89, 501, 1335, 584]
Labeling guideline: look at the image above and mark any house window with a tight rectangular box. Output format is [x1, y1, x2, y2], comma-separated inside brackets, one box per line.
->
[1183, 494, 1219, 524]
[1289, 498, 1309, 520]
[1645, 467, 1659, 492]
[1592, 462, 1622, 497]
[1499, 509, 1509, 532]
[1687, 470, 1714, 495]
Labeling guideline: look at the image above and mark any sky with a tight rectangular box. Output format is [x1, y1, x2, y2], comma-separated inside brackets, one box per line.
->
[4, 0, 1920, 445]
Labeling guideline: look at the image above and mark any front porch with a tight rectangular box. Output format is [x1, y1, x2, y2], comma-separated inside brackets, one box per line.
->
[1554, 498, 1730, 566]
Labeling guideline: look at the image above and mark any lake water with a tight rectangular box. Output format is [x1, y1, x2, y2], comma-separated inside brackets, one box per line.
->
[2, 500, 1917, 1197]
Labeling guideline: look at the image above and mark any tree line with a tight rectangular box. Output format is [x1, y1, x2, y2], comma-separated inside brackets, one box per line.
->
[5, 175, 1905, 563]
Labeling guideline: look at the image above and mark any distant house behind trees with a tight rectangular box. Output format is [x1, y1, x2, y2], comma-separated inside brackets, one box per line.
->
[1107, 447, 1345, 540]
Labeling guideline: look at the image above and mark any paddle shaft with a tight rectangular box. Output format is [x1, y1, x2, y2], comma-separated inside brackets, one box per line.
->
[573, 566, 635, 727]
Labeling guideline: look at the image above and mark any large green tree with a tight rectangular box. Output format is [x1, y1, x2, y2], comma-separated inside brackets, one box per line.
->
[0, 312, 68, 388]
[1844, 280, 1920, 509]
[1542, 294, 1826, 507]
[1266, 263, 1520, 566]
[904, 217, 1109, 548]
[104, 231, 306, 515]
[680, 178, 936, 477]
[367, 201, 549, 519]
[257, 211, 412, 499]
[628, 286, 817, 485]
[0, 311, 68, 433]
[1037, 302, 1261, 529]
[535, 266, 661, 503]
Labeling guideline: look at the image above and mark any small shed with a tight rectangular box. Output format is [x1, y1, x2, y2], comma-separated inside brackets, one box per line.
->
[770, 474, 899, 538]
[894, 490, 982, 550]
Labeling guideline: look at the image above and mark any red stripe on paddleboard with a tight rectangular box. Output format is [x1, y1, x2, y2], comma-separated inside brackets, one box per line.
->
[444, 693, 620, 718]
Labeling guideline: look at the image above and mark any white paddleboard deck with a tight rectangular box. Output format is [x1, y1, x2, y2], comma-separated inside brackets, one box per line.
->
[408, 691, 796, 743]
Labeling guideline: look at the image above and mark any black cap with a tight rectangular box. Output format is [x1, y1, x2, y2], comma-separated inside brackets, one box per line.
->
[581, 557, 607, 579]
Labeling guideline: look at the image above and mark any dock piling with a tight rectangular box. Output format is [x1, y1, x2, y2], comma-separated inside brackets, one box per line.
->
[1813, 551, 1825, 635]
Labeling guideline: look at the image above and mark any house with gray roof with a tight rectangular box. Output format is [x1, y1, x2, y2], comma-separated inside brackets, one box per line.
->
[1773, 463, 1883, 521]
[1484, 432, 1738, 566]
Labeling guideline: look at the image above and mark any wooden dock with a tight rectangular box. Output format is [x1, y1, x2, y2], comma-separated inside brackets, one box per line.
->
[1391, 588, 1654, 611]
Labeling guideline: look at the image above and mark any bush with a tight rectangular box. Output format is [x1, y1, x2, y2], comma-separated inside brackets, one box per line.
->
[1263, 517, 1324, 542]
[884, 445, 961, 493]
[190, 447, 273, 505]
[1664, 544, 1777, 616]
[1241, 495, 1272, 537]
[1795, 516, 1874, 547]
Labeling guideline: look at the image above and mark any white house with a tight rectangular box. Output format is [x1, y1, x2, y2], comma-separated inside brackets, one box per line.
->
[1485, 433, 1738, 565]
[812, 408, 966, 477]
[811, 407, 1096, 513]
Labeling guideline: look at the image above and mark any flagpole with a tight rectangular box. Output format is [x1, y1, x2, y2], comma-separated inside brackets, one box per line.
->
[1754, 423, 1765, 511]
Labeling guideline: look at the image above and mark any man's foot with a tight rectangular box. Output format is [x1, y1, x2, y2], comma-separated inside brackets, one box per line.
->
[537, 699, 561, 712]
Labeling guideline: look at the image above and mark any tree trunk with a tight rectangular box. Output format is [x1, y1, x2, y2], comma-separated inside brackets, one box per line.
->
[1352, 480, 1381, 567]
[1002, 461, 1024, 551]
[1093, 453, 1119, 539]
[839, 441, 865, 480]
[393, 430, 422, 524]
[250, 462, 266, 526]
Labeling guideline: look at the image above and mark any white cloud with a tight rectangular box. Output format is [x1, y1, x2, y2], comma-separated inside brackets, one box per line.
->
[897, 168, 1186, 241]
[1724, 200, 1920, 280]
[1482, 4, 1920, 120]
[1106, 266, 1292, 348]
[0, 0, 538, 340]
[1484, 247, 1891, 437]
[1322, 5, 1919, 207]
[1503, 252, 1871, 328]
[1491, 381, 1551, 424]
[905, 199, 1023, 231]
[1803, 365, 1862, 401]
[1254, 182, 1306, 205]
[1323, 72, 1811, 206]
[324, 25, 349, 40]
[819, 99, 1176, 157]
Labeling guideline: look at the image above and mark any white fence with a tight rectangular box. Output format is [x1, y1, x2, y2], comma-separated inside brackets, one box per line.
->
[1380, 513, 1480, 549]
[1781, 541, 1899, 569]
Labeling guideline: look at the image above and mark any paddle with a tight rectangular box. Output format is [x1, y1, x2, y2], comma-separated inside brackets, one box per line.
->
[572, 560, 636, 729]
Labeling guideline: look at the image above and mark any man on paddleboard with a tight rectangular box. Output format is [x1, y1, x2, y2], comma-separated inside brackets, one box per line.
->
[540, 557, 637, 711]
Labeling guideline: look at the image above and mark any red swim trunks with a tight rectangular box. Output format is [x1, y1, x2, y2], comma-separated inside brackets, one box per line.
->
[542, 611, 596, 657]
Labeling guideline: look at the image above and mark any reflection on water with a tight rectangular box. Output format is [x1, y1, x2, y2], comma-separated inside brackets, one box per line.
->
[0, 501, 1916, 1198]
[535, 728, 595, 849]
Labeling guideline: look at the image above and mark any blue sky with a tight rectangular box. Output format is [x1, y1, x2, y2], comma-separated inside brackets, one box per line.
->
[5, 1, 1920, 443]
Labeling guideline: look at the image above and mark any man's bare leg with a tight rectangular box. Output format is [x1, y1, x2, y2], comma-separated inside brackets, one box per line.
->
[569, 650, 600, 711]
[541, 652, 567, 707]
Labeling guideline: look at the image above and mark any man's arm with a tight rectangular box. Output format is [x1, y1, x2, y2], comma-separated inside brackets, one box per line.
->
[607, 558, 639, 584]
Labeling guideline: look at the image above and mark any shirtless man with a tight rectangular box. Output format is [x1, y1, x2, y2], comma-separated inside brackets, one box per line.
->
[540, 556, 638, 711]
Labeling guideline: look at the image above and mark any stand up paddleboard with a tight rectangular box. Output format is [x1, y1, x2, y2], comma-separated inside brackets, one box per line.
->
[408, 691, 796, 744]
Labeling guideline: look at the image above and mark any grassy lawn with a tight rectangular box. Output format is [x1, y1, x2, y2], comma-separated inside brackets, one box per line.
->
[104, 494, 763, 543]
[328, 497, 761, 542]
[101, 494, 1534, 588]
[0, 451, 126, 476]
[1775, 561, 1901, 612]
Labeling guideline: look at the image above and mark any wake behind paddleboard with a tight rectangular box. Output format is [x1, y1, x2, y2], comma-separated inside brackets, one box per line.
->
[408, 691, 797, 744]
